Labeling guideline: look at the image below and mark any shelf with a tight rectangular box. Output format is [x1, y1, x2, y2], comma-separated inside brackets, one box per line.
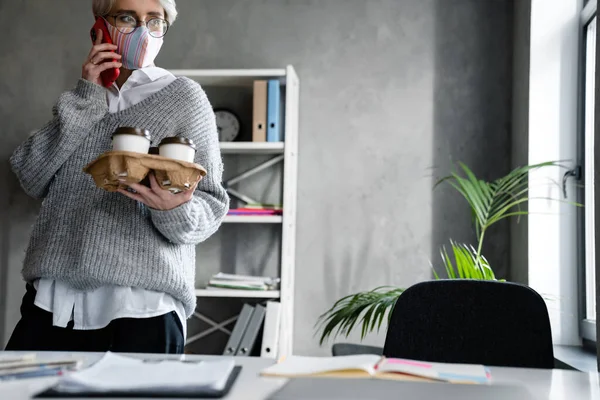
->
[220, 142, 284, 154]
[170, 69, 286, 86]
[177, 65, 298, 358]
[223, 215, 283, 224]
[195, 289, 281, 298]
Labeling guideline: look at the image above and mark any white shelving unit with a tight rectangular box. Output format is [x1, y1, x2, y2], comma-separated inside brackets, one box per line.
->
[219, 142, 285, 155]
[195, 289, 281, 299]
[170, 67, 299, 358]
[223, 215, 283, 224]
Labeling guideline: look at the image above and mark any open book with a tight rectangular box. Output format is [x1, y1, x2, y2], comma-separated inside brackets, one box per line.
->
[260, 355, 491, 384]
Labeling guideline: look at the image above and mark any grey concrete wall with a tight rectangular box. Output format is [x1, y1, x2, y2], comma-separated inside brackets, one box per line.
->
[510, 0, 531, 285]
[431, 0, 513, 282]
[0, 0, 514, 354]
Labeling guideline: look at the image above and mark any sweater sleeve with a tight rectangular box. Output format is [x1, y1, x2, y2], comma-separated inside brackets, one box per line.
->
[10, 79, 108, 199]
[149, 82, 229, 245]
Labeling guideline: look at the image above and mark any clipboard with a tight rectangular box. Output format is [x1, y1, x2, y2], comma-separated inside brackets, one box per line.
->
[35, 366, 242, 399]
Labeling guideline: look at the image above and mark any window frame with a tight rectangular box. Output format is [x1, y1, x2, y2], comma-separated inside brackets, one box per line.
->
[579, 0, 597, 344]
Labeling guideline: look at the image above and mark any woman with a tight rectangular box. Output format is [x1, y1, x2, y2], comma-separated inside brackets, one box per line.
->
[5, 0, 228, 353]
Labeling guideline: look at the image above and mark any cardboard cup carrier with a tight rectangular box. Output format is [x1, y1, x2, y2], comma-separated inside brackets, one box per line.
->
[83, 127, 206, 194]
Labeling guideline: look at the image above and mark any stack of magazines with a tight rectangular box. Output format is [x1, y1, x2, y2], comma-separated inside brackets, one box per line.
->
[207, 273, 280, 291]
[0, 353, 82, 381]
[227, 203, 283, 216]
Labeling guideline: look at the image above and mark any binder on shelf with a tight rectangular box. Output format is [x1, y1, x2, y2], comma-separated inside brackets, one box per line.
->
[261, 301, 282, 359]
[267, 79, 281, 142]
[252, 80, 268, 142]
[223, 304, 255, 356]
[236, 304, 266, 356]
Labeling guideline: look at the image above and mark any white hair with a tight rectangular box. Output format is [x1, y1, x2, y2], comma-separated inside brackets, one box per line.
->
[92, 0, 177, 25]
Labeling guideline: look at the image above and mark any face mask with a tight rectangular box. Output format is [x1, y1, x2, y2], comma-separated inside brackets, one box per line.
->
[105, 19, 163, 70]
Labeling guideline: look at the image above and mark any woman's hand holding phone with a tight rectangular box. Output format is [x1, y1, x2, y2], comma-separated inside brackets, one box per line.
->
[82, 29, 122, 87]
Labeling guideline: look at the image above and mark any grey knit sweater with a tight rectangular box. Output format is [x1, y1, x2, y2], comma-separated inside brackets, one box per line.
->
[10, 77, 229, 317]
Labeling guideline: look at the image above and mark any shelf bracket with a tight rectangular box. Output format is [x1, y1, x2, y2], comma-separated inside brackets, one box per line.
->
[186, 300, 271, 348]
[225, 155, 284, 186]
[223, 155, 284, 206]
[186, 313, 238, 346]
[226, 188, 259, 205]
[193, 312, 233, 336]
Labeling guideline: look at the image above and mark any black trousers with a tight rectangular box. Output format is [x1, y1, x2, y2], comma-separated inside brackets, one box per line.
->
[5, 284, 185, 354]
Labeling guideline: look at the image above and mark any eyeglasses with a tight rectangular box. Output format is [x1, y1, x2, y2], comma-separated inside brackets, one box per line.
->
[106, 13, 169, 38]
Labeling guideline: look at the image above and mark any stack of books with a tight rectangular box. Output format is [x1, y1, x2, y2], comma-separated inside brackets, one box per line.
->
[0, 354, 82, 381]
[227, 203, 282, 217]
[207, 273, 280, 291]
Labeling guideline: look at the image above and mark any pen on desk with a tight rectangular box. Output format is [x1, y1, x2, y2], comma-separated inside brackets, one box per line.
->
[0, 367, 64, 381]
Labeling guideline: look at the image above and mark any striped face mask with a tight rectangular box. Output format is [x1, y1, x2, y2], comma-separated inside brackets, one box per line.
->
[105, 19, 164, 70]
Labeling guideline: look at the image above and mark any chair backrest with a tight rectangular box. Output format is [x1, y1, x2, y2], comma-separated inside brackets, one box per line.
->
[331, 343, 383, 357]
[382, 280, 554, 368]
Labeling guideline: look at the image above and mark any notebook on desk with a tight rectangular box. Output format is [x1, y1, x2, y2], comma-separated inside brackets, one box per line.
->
[260, 355, 491, 384]
[35, 352, 241, 398]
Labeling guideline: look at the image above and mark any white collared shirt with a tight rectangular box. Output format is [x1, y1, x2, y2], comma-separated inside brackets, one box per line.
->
[34, 67, 186, 339]
[106, 67, 176, 113]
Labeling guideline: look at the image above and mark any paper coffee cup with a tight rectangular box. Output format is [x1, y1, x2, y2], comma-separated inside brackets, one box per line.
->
[159, 137, 196, 163]
[112, 127, 151, 154]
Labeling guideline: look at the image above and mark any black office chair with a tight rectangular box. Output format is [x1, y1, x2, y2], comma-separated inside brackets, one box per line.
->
[331, 343, 383, 356]
[382, 280, 554, 369]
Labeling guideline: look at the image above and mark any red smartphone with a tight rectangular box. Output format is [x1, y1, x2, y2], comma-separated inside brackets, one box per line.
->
[90, 17, 120, 87]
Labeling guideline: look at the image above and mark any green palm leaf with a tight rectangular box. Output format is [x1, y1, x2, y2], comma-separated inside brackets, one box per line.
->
[438, 162, 559, 229]
[439, 240, 498, 281]
[315, 286, 404, 345]
[435, 161, 575, 262]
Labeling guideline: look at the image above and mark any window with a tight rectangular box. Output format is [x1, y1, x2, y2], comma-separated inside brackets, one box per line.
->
[581, 5, 597, 342]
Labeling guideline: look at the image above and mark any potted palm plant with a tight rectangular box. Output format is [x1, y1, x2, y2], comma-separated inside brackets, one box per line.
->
[316, 161, 574, 345]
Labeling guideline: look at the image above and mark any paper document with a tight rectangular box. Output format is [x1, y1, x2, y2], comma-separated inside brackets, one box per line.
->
[55, 352, 235, 394]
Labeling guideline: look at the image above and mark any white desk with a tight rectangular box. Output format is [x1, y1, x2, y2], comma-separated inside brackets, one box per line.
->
[0, 352, 598, 400]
